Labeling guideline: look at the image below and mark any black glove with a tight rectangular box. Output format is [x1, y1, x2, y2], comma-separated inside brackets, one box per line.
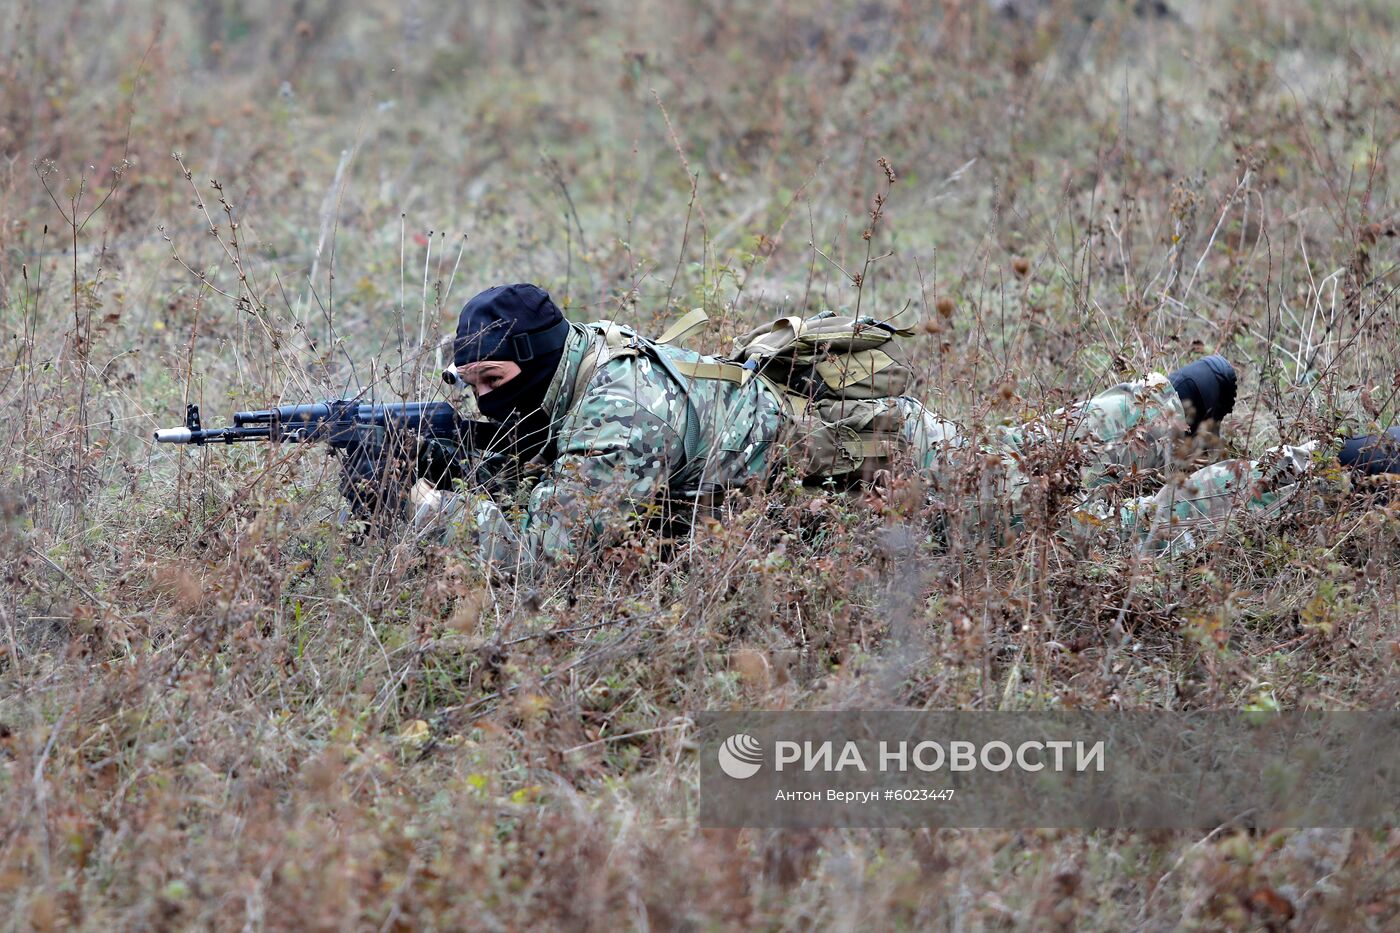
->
[336, 429, 417, 524]
[1168, 355, 1237, 434]
[415, 437, 467, 490]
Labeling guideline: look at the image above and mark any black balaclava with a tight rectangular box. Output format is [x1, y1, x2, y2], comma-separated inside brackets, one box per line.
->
[454, 283, 570, 450]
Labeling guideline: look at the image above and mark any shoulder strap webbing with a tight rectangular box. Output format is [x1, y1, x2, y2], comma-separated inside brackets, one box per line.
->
[570, 322, 641, 403]
[667, 358, 747, 383]
[571, 345, 604, 404]
[656, 308, 710, 345]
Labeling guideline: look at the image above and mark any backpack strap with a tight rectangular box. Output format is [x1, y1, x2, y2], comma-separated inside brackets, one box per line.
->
[571, 321, 641, 402]
[667, 358, 748, 383]
[572, 347, 602, 403]
[656, 307, 710, 345]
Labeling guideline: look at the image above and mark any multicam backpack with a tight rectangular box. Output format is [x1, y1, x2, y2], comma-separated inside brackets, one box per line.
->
[656, 306, 924, 483]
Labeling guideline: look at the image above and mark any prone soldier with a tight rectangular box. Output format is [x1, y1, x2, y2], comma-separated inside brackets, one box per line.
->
[338, 283, 1400, 572]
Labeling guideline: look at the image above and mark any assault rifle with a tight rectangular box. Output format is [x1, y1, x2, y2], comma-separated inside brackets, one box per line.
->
[154, 399, 496, 451]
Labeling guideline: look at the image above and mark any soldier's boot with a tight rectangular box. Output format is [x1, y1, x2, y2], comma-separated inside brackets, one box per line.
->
[1338, 426, 1400, 475]
[1168, 354, 1237, 434]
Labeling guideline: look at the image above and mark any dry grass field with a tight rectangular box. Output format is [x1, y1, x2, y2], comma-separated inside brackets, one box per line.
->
[2, 0, 1399, 928]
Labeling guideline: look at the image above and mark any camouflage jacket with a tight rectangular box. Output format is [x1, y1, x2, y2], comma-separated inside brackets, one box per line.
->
[433, 321, 788, 571]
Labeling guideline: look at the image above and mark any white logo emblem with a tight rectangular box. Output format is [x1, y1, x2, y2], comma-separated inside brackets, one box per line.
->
[717, 733, 763, 779]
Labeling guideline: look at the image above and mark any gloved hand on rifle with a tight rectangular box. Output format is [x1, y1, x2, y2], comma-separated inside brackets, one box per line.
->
[336, 428, 465, 530]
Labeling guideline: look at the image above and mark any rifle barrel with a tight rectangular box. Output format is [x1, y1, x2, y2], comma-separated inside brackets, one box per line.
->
[153, 425, 272, 444]
[156, 400, 484, 446]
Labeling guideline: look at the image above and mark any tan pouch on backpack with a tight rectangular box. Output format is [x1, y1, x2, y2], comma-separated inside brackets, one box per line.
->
[732, 309, 918, 400]
[728, 309, 920, 480]
[786, 397, 910, 481]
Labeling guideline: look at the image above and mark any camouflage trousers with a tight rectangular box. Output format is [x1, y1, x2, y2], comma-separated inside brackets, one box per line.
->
[891, 374, 1317, 555]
